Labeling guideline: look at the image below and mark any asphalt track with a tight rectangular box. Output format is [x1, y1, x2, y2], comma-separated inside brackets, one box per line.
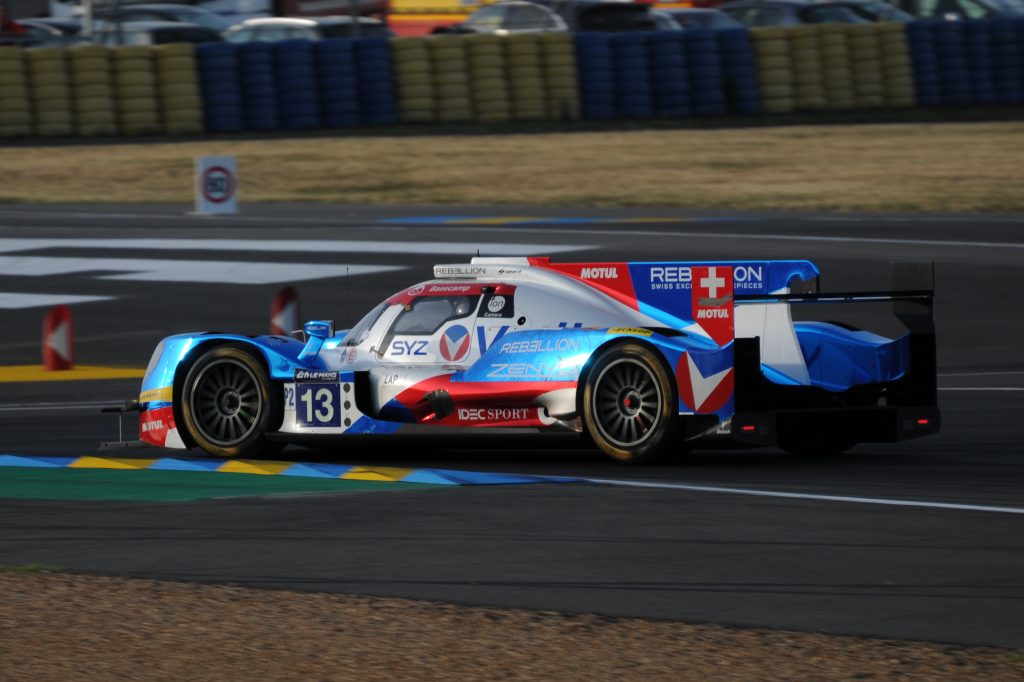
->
[0, 204, 1022, 647]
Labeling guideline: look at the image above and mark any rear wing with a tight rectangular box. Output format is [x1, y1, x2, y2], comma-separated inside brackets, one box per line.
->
[734, 262, 937, 408]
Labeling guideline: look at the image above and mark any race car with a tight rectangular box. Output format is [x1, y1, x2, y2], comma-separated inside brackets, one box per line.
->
[135, 257, 940, 463]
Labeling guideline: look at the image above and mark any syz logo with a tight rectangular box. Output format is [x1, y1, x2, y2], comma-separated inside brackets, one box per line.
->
[390, 340, 429, 356]
[581, 266, 618, 279]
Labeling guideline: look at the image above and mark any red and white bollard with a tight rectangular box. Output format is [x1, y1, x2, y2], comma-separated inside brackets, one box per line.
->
[270, 286, 299, 336]
[42, 304, 74, 371]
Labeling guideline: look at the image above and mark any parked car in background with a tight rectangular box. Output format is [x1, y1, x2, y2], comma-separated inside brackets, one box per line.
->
[439, 1, 569, 34]
[4, 18, 81, 45]
[94, 20, 224, 45]
[93, 4, 231, 32]
[659, 7, 746, 28]
[19, 17, 83, 37]
[888, 0, 1024, 19]
[720, 0, 909, 25]
[223, 15, 393, 41]
[441, 0, 671, 34]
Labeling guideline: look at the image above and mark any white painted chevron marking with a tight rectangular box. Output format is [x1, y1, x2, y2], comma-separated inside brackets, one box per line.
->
[0, 293, 112, 309]
[0, 256, 403, 285]
[46, 318, 71, 361]
[272, 299, 298, 333]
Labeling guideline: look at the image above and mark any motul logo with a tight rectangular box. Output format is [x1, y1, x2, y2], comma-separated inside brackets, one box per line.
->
[696, 309, 730, 319]
[581, 267, 617, 279]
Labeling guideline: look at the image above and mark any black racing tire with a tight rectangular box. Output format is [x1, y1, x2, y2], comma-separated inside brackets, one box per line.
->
[180, 345, 283, 459]
[581, 342, 679, 464]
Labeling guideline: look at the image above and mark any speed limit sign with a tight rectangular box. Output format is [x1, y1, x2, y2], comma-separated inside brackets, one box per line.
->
[194, 156, 238, 215]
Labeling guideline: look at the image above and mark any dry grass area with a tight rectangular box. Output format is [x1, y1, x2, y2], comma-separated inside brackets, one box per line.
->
[3, 121, 1023, 212]
[2, 573, 1023, 681]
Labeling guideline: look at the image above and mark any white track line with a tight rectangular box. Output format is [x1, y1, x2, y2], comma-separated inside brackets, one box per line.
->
[0, 401, 120, 412]
[940, 370, 1024, 377]
[939, 387, 1024, 392]
[587, 478, 1024, 515]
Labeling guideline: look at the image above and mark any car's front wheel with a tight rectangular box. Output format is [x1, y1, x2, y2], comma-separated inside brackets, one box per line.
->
[581, 342, 679, 464]
[180, 345, 282, 458]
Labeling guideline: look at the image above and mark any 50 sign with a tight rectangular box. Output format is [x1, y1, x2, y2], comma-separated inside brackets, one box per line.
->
[296, 383, 341, 428]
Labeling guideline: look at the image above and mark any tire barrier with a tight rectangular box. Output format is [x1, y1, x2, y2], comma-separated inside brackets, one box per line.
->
[154, 43, 203, 135]
[196, 43, 242, 133]
[718, 28, 759, 115]
[274, 39, 321, 130]
[316, 39, 361, 128]
[238, 42, 278, 132]
[112, 45, 161, 135]
[25, 46, 74, 136]
[68, 44, 117, 136]
[649, 31, 690, 118]
[878, 22, 915, 107]
[354, 36, 397, 125]
[392, 36, 435, 124]
[752, 27, 795, 114]
[4, 24, 1024, 138]
[467, 33, 510, 123]
[611, 32, 652, 119]
[575, 32, 615, 120]
[505, 33, 546, 121]
[539, 33, 579, 121]
[789, 26, 826, 111]
[0, 46, 32, 137]
[686, 28, 728, 116]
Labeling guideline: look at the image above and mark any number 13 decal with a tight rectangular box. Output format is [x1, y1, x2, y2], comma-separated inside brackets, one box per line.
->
[296, 384, 341, 427]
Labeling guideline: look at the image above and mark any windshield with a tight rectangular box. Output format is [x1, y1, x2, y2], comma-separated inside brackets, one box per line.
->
[341, 301, 388, 347]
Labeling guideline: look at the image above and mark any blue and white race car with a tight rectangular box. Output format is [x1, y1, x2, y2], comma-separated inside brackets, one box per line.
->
[135, 257, 940, 463]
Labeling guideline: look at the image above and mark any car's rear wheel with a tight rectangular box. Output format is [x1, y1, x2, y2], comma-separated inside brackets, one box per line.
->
[582, 343, 678, 464]
[181, 345, 282, 458]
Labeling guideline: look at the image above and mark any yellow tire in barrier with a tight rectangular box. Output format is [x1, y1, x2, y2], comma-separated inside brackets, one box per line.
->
[0, 124, 32, 137]
[27, 70, 69, 87]
[470, 66, 503, 80]
[74, 96, 113, 113]
[115, 58, 153, 74]
[754, 40, 788, 58]
[509, 64, 543, 80]
[161, 95, 202, 112]
[541, 54, 574, 69]
[758, 83, 794, 99]
[75, 109, 116, 124]
[30, 84, 71, 100]
[428, 34, 464, 48]
[432, 57, 469, 74]
[505, 54, 541, 68]
[506, 44, 541, 59]
[757, 68, 793, 86]
[791, 47, 819, 64]
[162, 119, 203, 135]
[71, 70, 110, 87]
[761, 97, 795, 113]
[824, 67, 852, 82]
[850, 46, 881, 62]
[392, 47, 429, 63]
[468, 46, 502, 60]
[399, 109, 435, 123]
[115, 72, 156, 87]
[35, 122, 74, 136]
[397, 83, 433, 99]
[434, 71, 468, 86]
[0, 109, 30, 125]
[437, 108, 472, 122]
[0, 71, 27, 87]
[0, 45, 23, 59]
[545, 75, 576, 90]
[68, 44, 107, 59]
[470, 54, 503, 69]
[820, 45, 849, 61]
[118, 108, 159, 124]
[34, 108, 72, 124]
[25, 47, 65, 63]
[158, 81, 200, 98]
[119, 122, 161, 136]
[430, 47, 466, 64]
[398, 96, 434, 111]
[392, 36, 426, 50]
[69, 57, 108, 73]
[77, 122, 118, 136]
[753, 26, 789, 40]
[118, 98, 161, 114]
[477, 111, 511, 123]
[153, 43, 192, 58]
[394, 65, 431, 80]
[436, 82, 470, 98]
[538, 32, 570, 45]
[758, 55, 790, 71]
[113, 46, 151, 60]
[156, 56, 195, 72]
[545, 65, 576, 80]
[74, 83, 114, 98]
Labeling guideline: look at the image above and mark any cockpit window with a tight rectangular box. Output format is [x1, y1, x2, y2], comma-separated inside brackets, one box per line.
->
[341, 301, 388, 346]
[391, 295, 479, 335]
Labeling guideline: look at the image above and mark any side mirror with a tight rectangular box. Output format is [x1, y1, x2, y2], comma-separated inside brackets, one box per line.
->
[299, 320, 335, 361]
